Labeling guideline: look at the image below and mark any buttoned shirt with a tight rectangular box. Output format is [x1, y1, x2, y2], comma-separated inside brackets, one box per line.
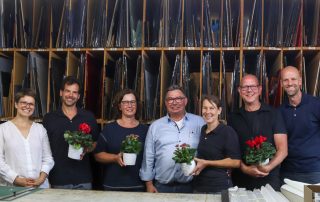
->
[280, 93, 320, 172]
[0, 121, 54, 188]
[140, 113, 205, 184]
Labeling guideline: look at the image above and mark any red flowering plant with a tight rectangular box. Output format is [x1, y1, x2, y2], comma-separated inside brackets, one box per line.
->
[64, 123, 94, 150]
[172, 143, 196, 165]
[244, 135, 276, 165]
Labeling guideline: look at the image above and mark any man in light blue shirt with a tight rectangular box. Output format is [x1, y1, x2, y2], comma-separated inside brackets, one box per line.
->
[140, 85, 205, 193]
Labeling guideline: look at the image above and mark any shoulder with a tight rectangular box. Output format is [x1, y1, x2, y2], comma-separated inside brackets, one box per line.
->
[260, 103, 274, 111]
[186, 113, 205, 124]
[32, 122, 48, 136]
[186, 113, 202, 120]
[227, 110, 244, 126]
[78, 109, 96, 120]
[0, 121, 10, 127]
[218, 123, 235, 134]
[102, 121, 117, 133]
[149, 116, 168, 127]
[306, 94, 320, 105]
[0, 121, 11, 132]
[228, 109, 242, 120]
[138, 123, 149, 131]
[43, 111, 61, 126]
[43, 111, 60, 120]
[32, 122, 45, 129]
[260, 103, 281, 116]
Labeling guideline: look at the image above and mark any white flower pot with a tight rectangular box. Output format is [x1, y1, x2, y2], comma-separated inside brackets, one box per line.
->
[68, 145, 83, 160]
[259, 158, 269, 166]
[123, 153, 137, 166]
[181, 160, 196, 176]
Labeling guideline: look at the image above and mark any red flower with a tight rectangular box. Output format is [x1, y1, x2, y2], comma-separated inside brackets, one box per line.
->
[243, 135, 276, 165]
[254, 135, 267, 146]
[245, 139, 256, 148]
[180, 143, 190, 148]
[79, 123, 91, 134]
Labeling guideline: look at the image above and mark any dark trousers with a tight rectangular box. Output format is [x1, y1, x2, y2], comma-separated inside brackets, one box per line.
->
[281, 171, 320, 184]
[154, 181, 193, 193]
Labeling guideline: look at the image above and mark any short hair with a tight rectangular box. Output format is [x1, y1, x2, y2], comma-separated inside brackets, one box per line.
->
[60, 76, 81, 91]
[14, 88, 36, 103]
[240, 74, 260, 86]
[202, 95, 222, 108]
[165, 85, 186, 97]
[113, 88, 139, 119]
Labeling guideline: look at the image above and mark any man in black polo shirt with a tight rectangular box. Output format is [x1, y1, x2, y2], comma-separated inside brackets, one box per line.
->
[228, 74, 287, 191]
[43, 76, 99, 189]
[280, 66, 320, 183]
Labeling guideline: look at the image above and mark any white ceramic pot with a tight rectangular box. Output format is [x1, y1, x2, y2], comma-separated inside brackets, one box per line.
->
[181, 160, 196, 176]
[123, 153, 137, 166]
[259, 158, 269, 166]
[68, 145, 83, 160]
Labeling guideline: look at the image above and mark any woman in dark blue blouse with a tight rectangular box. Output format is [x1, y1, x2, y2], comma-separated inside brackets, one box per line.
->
[94, 89, 148, 191]
[192, 95, 241, 193]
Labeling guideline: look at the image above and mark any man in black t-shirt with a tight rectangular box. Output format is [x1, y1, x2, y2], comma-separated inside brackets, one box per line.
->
[43, 76, 99, 189]
[228, 74, 287, 191]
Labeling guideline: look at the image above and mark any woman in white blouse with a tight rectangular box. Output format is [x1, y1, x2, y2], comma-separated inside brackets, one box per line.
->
[0, 89, 54, 188]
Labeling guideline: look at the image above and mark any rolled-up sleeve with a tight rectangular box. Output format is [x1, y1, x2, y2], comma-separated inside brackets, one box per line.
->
[140, 125, 155, 181]
[40, 127, 54, 175]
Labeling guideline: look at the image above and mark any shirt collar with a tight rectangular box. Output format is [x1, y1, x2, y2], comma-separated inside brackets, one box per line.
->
[285, 93, 309, 108]
[203, 123, 224, 135]
[166, 112, 189, 123]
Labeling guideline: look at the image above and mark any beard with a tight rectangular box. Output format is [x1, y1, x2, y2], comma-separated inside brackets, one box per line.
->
[285, 86, 300, 97]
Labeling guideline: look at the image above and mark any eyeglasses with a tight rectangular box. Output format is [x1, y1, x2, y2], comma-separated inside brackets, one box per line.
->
[121, 100, 137, 106]
[240, 85, 259, 92]
[19, 101, 35, 107]
[166, 97, 186, 104]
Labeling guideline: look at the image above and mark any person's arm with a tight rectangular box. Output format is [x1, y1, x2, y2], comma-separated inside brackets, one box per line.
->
[139, 125, 157, 193]
[39, 126, 54, 181]
[93, 127, 125, 166]
[258, 133, 288, 173]
[145, 180, 158, 193]
[240, 161, 269, 178]
[13, 177, 34, 187]
[94, 152, 125, 167]
[85, 112, 100, 153]
[27, 171, 47, 187]
[192, 157, 240, 175]
[0, 126, 21, 185]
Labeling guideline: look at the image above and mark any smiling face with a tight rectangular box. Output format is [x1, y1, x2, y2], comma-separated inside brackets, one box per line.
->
[238, 75, 262, 105]
[60, 83, 80, 107]
[15, 95, 35, 118]
[165, 89, 188, 118]
[119, 93, 137, 118]
[281, 66, 302, 97]
[202, 99, 221, 125]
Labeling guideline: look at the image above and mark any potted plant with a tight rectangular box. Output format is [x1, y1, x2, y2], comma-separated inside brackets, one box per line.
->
[244, 135, 276, 165]
[172, 143, 197, 176]
[120, 134, 142, 166]
[64, 123, 94, 160]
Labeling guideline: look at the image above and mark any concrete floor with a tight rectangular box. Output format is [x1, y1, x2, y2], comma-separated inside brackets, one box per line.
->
[12, 189, 221, 202]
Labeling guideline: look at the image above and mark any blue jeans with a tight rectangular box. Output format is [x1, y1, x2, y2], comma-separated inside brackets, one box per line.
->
[154, 181, 192, 193]
[51, 183, 92, 190]
[281, 171, 320, 184]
